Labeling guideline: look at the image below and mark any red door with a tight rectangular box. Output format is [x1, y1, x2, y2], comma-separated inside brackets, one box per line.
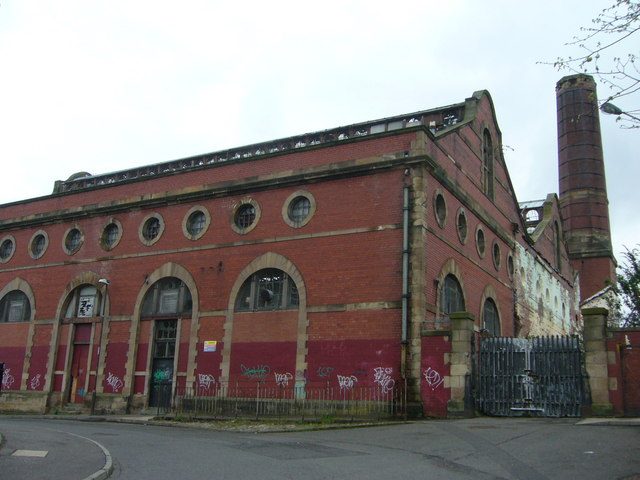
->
[69, 324, 91, 404]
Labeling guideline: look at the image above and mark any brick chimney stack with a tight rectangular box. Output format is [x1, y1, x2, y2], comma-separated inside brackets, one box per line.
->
[556, 74, 616, 300]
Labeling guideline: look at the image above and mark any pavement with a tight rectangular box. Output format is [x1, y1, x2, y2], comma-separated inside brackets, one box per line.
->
[28, 412, 640, 429]
[0, 414, 638, 480]
[575, 417, 640, 427]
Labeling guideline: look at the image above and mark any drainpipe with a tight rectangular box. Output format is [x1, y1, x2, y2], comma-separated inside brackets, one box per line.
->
[401, 185, 410, 378]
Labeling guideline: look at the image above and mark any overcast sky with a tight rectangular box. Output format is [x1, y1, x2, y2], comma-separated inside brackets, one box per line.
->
[0, 1, 637, 260]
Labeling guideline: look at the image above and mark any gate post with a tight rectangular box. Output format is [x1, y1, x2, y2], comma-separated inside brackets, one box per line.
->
[447, 312, 474, 417]
[582, 308, 614, 416]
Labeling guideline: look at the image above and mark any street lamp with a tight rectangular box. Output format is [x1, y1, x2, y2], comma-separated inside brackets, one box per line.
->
[600, 102, 640, 122]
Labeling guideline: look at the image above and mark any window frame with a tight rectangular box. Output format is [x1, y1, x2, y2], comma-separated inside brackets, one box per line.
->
[440, 274, 465, 317]
[63, 284, 103, 319]
[482, 298, 500, 336]
[0, 290, 31, 323]
[182, 206, 211, 241]
[475, 226, 486, 258]
[507, 253, 515, 279]
[482, 129, 495, 200]
[231, 199, 261, 235]
[141, 277, 193, 318]
[139, 213, 165, 246]
[492, 241, 501, 271]
[63, 227, 84, 255]
[282, 191, 316, 228]
[235, 268, 299, 312]
[101, 219, 123, 251]
[434, 191, 447, 229]
[456, 208, 468, 244]
[29, 230, 49, 260]
[0, 235, 16, 263]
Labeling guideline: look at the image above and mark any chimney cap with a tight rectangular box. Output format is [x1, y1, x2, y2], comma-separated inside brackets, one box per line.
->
[556, 74, 596, 90]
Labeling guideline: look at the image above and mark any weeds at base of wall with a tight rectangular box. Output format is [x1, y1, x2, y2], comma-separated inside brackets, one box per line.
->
[154, 415, 404, 432]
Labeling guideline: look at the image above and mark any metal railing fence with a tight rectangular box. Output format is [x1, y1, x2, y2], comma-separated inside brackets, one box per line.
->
[152, 381, 406, 421]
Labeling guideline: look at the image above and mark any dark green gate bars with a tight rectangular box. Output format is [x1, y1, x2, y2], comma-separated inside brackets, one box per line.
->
[475, 336, 586, 417]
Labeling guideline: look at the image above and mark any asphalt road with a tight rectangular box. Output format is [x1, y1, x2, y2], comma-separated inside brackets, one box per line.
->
[0, 417, 638, 480]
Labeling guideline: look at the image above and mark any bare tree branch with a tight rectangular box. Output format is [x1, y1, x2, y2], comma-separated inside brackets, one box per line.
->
[540, 0, 640, 128]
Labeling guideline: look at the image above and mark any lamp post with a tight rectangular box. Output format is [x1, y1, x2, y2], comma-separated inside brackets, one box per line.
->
[98, 278, 110, 316]
[601, 102, 640, 122]
[93, 278, 110, 414]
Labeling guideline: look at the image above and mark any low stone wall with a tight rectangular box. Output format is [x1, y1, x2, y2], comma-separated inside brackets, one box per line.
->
[90, 393, 130, 414]
[0, 392, 48, 413]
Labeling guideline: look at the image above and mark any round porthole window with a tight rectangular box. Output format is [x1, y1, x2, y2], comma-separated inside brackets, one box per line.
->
[183, 206, 210, 240]
[236, 204, 255, 228]
[139, 214, 165, 246]
[492, 242, 501, 270]
[0, 236, 16, 263]
[283, 191, 316, 228]
[63, 227, 83, 255]
[507, 254, 515, 279]
[476, 227, 486, 258]
[456, 209, 468, 244]
[29, 231, 49, 259]
[101, 220, 123, 251]
[232, 199, 261, 234]
[434, 192, 447, 228]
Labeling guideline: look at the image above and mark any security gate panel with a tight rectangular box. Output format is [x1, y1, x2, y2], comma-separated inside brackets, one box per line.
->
[476, 336, 585, 417]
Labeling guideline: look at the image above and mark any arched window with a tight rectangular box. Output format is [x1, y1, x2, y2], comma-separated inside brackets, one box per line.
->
[63, 285, 104, 318]
[482, 130, 494, 199]
[0, 290, 31, 322]
[483, 298, 500, 336]
[440, 274, 465, 316]
[525, 209, 540, 223]
[235, 268, 299, 312]
[142, 277, 193, 317]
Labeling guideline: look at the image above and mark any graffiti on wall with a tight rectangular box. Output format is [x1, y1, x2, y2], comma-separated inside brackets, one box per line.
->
[29, 374, 42, 390]
[274, 372, 293, 387]
[2, 368, 15, 390]
[423, 367, 445, 390]
[106, 372, 124, 392]
[153, 368, 172, 383]
[373, 367, 395, 394]
[241, 364, 271, 380]
[316, 366, 334, 378]
[337, 375, 358, 391]
[198, 373, 216, 390]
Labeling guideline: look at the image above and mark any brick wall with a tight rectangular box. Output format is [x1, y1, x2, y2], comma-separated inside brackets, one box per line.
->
[606, 329, 640, 415]
[420, 333, 451, 417]
[0, 134, 415, 220]
[103, 322, 128, 394]
[0, 95, 581, 414]
[0, 323, 28, 391]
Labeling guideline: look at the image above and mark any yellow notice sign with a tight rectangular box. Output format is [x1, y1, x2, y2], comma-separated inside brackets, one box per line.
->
[203, 341, 217, 352]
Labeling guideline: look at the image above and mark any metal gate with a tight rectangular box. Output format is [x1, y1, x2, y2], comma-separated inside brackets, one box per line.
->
[475, 336, 585, 417]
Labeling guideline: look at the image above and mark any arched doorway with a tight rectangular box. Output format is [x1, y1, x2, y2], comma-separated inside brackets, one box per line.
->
[140, 277, 192, 407]
[60, 283, 107, 404]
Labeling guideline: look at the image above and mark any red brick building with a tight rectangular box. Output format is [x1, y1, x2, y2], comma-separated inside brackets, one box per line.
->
[0, 76, 612, 415]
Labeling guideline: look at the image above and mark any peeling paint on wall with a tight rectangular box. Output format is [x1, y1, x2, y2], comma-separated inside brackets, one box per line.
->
[514, 243, 580, 336]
